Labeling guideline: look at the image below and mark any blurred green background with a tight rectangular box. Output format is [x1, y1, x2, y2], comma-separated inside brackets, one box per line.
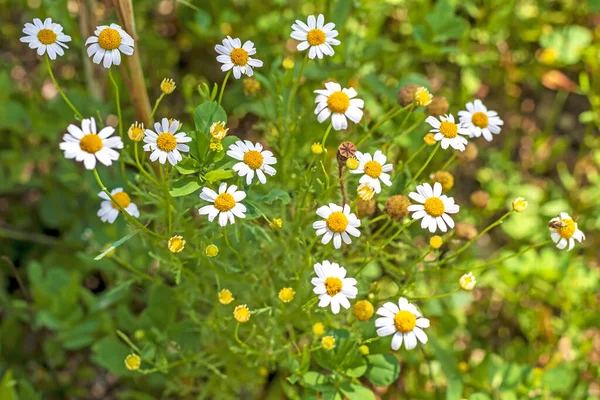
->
[1, 0, 600, 399]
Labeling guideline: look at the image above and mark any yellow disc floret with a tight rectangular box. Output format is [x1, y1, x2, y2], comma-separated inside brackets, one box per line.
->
[37, 29, 57, 45]
[128, 122, 144, 142]
[243, 150, 264, 169]
[327, 91, 350, 114]
[160, 78, 176, 95]
[124, 354, 141, 371]
[230, 48, 249, 66]
[80, 134, 103, 154]
[557, 218, 575, 239]
[325, 211, 348, 233]
[471, 112, 489, 128]
[111, 191, 131, 210]
[233, 305, 251, 323]
[98, 28, 122, 50]
[324, 277, 343, 296]
[424, 197, 445, 217]
[168, 235, 185, 253]
[414, 87, 433, 107]
[363, 160, 382, 178]
[156, 133, 177, 152]
[218, 289, 234, 304]
[278, 287, 295, 303]
[394, 310, 416, 333]
[321, 335, 336, 350]
[353, 300, 374, 321]
[430, 235, 443, 249]
[439, 121, 458, 138]
[214, 193, 236, 212]
[307, 29, 326, 46]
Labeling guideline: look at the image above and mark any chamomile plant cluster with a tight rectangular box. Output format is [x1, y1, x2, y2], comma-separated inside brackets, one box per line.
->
[15, 6, 592, 400]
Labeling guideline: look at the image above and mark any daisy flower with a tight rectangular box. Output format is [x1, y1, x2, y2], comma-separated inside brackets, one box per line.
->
[198, 183, 247, 227]
[313, 203, 361, 249]
[407, 182, 459, 233]
[290, 14, 340, 59]
[85, 24, 134, 68]
[458, 100, 504, 142]
[97, 188, 140, 224]
[425, 114, 469, 151]
[548, 212, 585, 251]
[227, 140, 277, 185]
[350, 150, 393, 194]
[20, 18, 71, 60]
[59, 117, 123, 170]
[143, 118, 191, 166]
[375, 297, 430, 351]
[215, 36, 263, 79]
[314, 82, 364, 131]
[311, 260, 358, 314]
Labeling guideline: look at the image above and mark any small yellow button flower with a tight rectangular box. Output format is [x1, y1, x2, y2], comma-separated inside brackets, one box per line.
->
[243, 77, 261, 95]
[414, 86, 433, 107]
[458, 361, 469, 372]
[210, 121, 228, 140]
[282, 58, 294, 70]
[353, 300, 374, 321]
[459, 272, 476, 291]
[205, 244, 219, 257]
[160, 78, 176, 95]
[124, 354, 141, 371]
[270, 218, 283, 229]
[209, 139, 223, 152]
[218, 289, 234, 305]
[278, 287, 295, 303]
[127, 122, 145, 142]
[431, 171, 454, 192]
[345, 157, 359, 170]
[424, 133, 437, 146]
[312, 322, 325, 336]
[311, 142, 324, 155]
[359, 345, 370, 355]
[430, 235, 443, 249]
[167, 235, 185, 253]
[234, 304, 251, 323]
[512, 197, 528, 213]
[321, 336, 336, 351]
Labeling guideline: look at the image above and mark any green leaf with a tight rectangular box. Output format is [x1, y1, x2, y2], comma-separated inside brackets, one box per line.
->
[91, 336, 134, 376]
[169, 177, 202, 197]
[174, 157, 202, 175]
[339, 383, 375, 400]
[244, 201, 262, 220]
[302, 371, 330, 391]
[468, 394, 491, 400]
[365, 354, 401, 386]
[425, 0, 467, 43]
[204, 169, 235, 184]
[94, 230, 140, 260]
[194, 102, 227, 133]
[256, 189, 291, 205]
[344, 359, 367, 378]
[187, 130, 209, 162]
[0, 370, 18, 400]
[446, 377, 463, 400]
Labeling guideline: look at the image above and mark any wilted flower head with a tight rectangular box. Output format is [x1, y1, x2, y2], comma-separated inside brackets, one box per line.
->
[160, 78, 176, 95]
[459, 272, 476, 291]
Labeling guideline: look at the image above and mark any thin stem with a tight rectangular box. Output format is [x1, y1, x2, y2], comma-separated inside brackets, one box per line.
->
[396, 103, 416, 135]
[321, 123, 333, 147]
[439, 152, 458, 171]
[356, 104, 408, 147]
[217, 70, 232, 105]
[408, 288, 460, 301]
[92, 168, 162, 239]
[404, 142, 441, 190]
[457, 240, 552, 272]
[287, 53, 309, 118]
[107, 68, 123, 139]
[45, 55, 83, 119]
[404, 143, 427, 166]
[234, 322, 250, 348]
[223, 226, 242, 265]
[149, 93, 165, 122]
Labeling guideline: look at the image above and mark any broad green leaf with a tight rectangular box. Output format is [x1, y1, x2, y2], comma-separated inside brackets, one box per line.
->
[169, 177, 202, 197]
[256, 189, 291, 205]
[204, 169, 235, 184]
[339, 383, 375, 400]
[187, 130, 209, 162]
[194, 101, 227, 133]
[91, 336, 134, 376]
[302, 371, 330, 391]
[244, 201, 262, 219]
[174, 157, 202, 175]
[468, 394, 491, 400]
[0, 370, 17, 400]
[446, 377, 463, 400]
[365, 354, 401, 386]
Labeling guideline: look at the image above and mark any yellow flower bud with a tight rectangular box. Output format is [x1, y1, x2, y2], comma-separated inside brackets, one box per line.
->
[270, 218, 283, 229]
[210, 121, 228, 140]
[124, 354, 141, 371]
[205, 244, 219, 257]
[218, 289, 234, 305]
[278, 287, 295, 303]
[233, 304, 251, 323]
[282, 58, 294, 69]
[424, 133, 437, 146]
[357, 183, 375, 202]
[311, 142, 324, 155]
[312, 322, 325, 336]
[321, 336, 336, 351]
[512, 197, 528, 213]
[352, 300, 374, 321]
[167, 235, 185, 253]
[127, 122, 145, 142]
[430, 235, 443, 249]
[359, 345, 370, 355]
[346, 158, 359, 170]
[431, 171, 454, 192]
[414, 86, 433, 107]
[160, 78, 176, 95]
[243, 77, 261, 95]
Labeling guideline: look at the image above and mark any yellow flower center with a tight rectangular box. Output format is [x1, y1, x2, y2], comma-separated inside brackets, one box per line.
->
[471, 112, 489, 128]
[37, 29, 57, 45]
[326, 211, 348, 233]
[324, 277, 342, 296]
[321, 335, 336, 350]
[307, 28, 326, 46]
[230, 48, 249, 66]
[234, 305, 251, 323]
[327, 91, 350, 114]
[394, 310, 416, 333]
[79, 134, 103, 154]
[439, 121, 458, 138]
[424, 197, 445, 217]
[156, 133, 177, 152]
[364, 160, 382, 178]
[124, 354, 141, 371]
[98, 28, 122, 50]
[218, 289, 234, 304]
[414, 88, 432, 106]
[243, 150, 264, 169]
[278, 287, 295, 303]
[128, 123, 144, 142]
[111, 191, 131, 210]
[557, 219, 575, 239]
[214, 193, 236, 212]
[168, 236, 185, 253]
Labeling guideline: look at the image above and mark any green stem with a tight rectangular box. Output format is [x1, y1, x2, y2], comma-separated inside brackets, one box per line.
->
[287, 53, 309, 118]
[45, 55, 83, 119]
[396, 103, 416, 135]
[321, 123, 333, 147]
[107, 68, 123, 139]
[408, 288, 460, 301]
[404, 143, 427, 166]
[404, 142, 441, 190]
[234, 322, 250, 348]
[149, 93, 165, 122]
[217, 70, 232, 105]
[356, 104, 408, 147]
[92, 168, 161, 239]
[457, 240, 552, 272]
[439, 153, 458, 171]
